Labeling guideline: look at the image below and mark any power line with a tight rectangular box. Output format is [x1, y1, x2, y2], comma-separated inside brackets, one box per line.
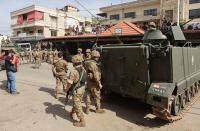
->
[74, 0, 124, 44]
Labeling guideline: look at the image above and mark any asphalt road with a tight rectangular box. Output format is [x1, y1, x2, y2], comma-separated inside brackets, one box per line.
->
[0, 63, 200, 131]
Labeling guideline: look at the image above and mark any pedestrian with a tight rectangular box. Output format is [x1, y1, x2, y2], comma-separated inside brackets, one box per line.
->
[5, 49, 20, 94]
[67, 55, 87, 127]
[85, 50, 105, 114]
[52, 52, 68, 99]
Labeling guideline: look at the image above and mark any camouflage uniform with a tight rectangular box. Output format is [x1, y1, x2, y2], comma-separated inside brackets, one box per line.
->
[48, 50, 54, 64]
[20, 51, 25, 64]
[85, 50, 105, 114]
[68, 55, 87, 127]
[77, 48, 84, 61]
[53, 49, 59, 62]
[28, 51, 32, 64]
[32, 50, 36, 64]
[24, 51, 28, 64]
[43, 49, 48, 62]
[34, 50, 42, 68]
[52, 58, 68, 99]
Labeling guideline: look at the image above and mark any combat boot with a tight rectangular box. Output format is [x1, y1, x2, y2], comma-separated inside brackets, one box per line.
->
[73, 118, 86, 127]
[95, 108, 105, 113]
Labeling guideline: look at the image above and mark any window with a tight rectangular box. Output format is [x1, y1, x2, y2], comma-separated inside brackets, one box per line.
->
[189, 9, 200, 19]
[50, 16, 57, 28]
[144, 9, 157, 16]
[110, 14, 120, 20]
[17, 31, 21, 35]
[124, 12, 136, 18]
[23, 14, 27, 21]
[38, 29, 43, 34]
[29, 31, 34, 34]
[51, 30, 57, 36]
[190, 0, 200, 4]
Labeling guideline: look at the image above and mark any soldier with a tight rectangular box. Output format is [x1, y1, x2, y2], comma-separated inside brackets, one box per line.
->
[148, 22, 157, 31]
[53, 49, 59, 62]
[24, 50, 28, 64]
[85, 49, 91, 61]
[77, 48, 84, 61]
[67, 55, 87, 127]
[85, 50, 105, 114]
[52, 52, 68, 99]
[34, 49, 42, 68]
[19, 50, 25, 64]
[48, 49, 54, 64]
[28, 50, 32, 64]
[43, 49, 48, 62]
[32, 49, 36, 64]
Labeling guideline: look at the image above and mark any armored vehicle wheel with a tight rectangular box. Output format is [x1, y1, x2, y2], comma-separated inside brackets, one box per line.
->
[181, 93, 186, 108]
[172, 96, 181, 116]
[186, 90, 191, 102]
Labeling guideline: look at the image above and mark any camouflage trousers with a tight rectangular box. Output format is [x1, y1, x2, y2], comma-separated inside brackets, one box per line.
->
[55, 75, 68, 95]
[86, 86, 101, 110]
[35, 58, 41, 68]
[48, 56, 53, 64]
[71, 86, 85, 120]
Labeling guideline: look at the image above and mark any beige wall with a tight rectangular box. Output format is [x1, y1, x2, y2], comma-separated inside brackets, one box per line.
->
[160, 0, 189, 23]
[105, 3, 160, 24]
[101, 0, 195, 26]
[189, 3, 200, 10]
[11, 5, 92, 38]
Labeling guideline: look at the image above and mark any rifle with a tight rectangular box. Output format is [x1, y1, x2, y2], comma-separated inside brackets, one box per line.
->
[65, 68, 84, 105]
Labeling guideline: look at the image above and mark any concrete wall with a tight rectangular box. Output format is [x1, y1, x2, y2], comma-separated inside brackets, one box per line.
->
[105, 3, 160, 24]
[11, 5, 92, 38]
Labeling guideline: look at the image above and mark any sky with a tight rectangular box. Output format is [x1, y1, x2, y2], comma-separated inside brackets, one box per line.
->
[0, 0, 133, 35]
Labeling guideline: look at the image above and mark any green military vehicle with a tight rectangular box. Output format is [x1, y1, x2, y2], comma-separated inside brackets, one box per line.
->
[99, 26, 200, 122]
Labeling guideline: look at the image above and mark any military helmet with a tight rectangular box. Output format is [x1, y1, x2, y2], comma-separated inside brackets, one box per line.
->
[91, 50, 100, 58]
[149, 22, 156, 28]
[72, 55, 84, 63]
[86, 49, 91, 53]
[77, 48, 82, 52]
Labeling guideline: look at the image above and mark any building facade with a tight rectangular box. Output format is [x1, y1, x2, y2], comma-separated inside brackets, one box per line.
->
[99, 0, 199, 28]
[10, 5, 92, 43]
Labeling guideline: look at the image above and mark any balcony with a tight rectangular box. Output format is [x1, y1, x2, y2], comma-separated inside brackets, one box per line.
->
[11, 20, 45, 29]
[10, 33, 45, 42]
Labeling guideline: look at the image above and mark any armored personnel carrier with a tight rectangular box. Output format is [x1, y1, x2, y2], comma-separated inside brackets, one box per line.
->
[99, 26, 200, 122]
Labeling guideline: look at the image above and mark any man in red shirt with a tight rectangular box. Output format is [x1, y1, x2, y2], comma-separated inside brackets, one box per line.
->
[4, 49, 20, 94]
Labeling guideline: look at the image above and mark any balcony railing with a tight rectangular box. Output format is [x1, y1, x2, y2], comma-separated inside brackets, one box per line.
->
[10, 33, 45, 41]
[11, 20, 44, 28]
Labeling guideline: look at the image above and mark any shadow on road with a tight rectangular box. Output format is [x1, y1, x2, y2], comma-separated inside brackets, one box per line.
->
[39, 87, 55, 97]
[102, 94, 169, 128]
[0, 80, 7, 92]
[40, 86, 168, 128]
[44, 102, 74, 123]
[39, 87, 70, 106]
